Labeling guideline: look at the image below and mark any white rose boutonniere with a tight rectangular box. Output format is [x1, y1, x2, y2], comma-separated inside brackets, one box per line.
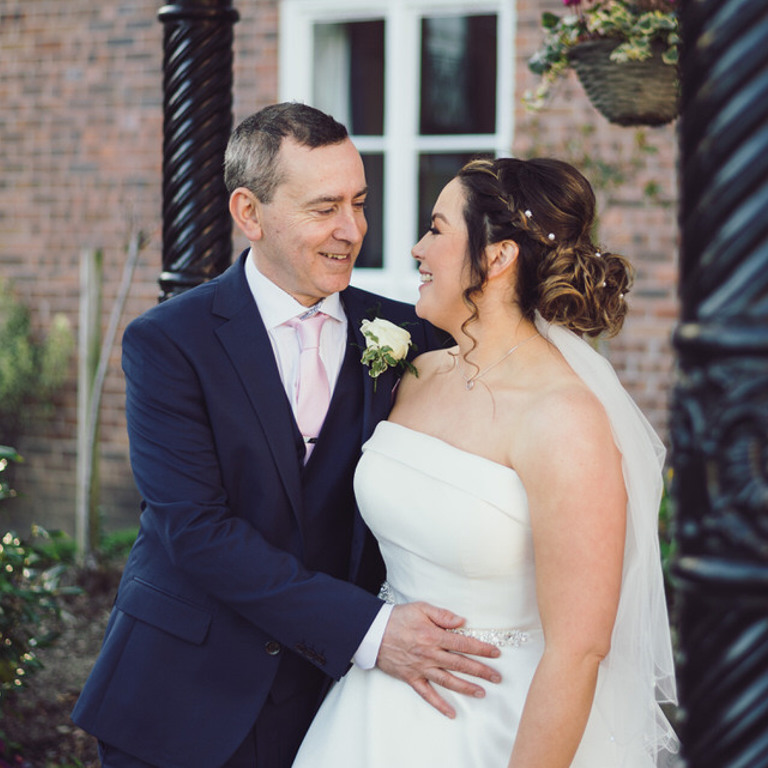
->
[360, 318, 418, 389]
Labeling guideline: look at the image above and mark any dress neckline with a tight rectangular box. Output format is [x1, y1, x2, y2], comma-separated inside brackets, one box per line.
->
[380, 420, 522, 481]
[362, 420, 530, 525]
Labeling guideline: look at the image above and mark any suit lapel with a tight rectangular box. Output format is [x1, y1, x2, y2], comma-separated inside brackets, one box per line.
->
[340, 288, 403, 582]
[341, 288, 400, 443]
[209, 267, 401, 574]
[212, 253, 303, 521]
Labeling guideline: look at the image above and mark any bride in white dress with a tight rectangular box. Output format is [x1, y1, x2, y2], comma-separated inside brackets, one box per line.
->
[293, 157, 678, 767]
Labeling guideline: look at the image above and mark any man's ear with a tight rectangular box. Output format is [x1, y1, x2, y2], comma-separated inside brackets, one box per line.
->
[486, 240, 519, 280]
[229, 187, 263, 241]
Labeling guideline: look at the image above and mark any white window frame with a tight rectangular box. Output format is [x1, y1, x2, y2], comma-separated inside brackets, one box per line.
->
[280, 0, 517, 302]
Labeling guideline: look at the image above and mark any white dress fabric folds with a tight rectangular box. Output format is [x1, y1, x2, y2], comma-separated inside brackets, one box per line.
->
[292, 315, 678, 768]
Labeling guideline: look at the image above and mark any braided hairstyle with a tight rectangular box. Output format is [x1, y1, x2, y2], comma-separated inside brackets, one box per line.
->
[457, 157, 632, 338]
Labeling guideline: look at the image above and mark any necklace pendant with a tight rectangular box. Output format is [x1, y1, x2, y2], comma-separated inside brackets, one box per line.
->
[466, 380, 475, 391]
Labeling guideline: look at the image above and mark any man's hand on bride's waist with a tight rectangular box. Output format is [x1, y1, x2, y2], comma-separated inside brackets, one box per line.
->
[375, 602, 502, 719]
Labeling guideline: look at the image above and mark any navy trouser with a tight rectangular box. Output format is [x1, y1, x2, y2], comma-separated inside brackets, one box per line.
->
[98, 689, 321, 768]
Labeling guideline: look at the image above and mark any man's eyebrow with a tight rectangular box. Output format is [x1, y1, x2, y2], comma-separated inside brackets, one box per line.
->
[305, 187, 369, 206]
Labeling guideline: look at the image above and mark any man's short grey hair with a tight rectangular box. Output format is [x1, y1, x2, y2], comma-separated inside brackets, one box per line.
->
[224, 102, 349, 203]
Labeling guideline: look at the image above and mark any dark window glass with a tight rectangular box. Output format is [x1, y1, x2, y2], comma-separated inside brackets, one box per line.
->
[417, 152, 493, 246]
[313, 21, 385, 136]
[357, 153, 384, 269]
[420, 15, 497, 136]
[349, 21, 385, 136]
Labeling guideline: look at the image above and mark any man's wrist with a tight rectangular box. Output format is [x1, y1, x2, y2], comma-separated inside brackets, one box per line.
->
[352, 603, 393, 669]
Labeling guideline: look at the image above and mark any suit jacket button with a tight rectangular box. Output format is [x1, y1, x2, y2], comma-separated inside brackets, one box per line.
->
[265, 641, 281, 656]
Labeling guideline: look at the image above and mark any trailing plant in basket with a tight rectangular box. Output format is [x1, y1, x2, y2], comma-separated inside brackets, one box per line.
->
[526, 0, 680, 110]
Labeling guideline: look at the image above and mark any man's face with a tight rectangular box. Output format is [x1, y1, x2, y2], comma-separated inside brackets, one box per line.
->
[251, 138, 368, 306]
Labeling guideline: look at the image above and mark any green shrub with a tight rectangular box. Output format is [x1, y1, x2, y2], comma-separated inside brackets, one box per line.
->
[0, 450, 83, 767]
[100, 527, 139, 561]
[0, 279, 74, 443]
[658, 468, 677, 608]
[0, 450, 77, 701]
[0, 525, 78, 705]
[0, 446, 22, 502]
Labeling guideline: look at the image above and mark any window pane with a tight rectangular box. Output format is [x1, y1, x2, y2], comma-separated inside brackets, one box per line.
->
[357, 153, 384, 269]
[313, 21, 384, 136]
[420, 15, 497, 135]
[417, 152, 493, 246]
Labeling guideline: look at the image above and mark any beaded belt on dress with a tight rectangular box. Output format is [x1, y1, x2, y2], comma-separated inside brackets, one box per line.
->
[377, 581, 529, 649]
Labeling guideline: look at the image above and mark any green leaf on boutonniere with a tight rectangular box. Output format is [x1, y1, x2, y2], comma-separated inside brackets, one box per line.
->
[360, 318, 418, 391]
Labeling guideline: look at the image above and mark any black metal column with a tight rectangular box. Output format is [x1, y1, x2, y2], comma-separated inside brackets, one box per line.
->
[672, 0, 768, 766]
[158, 0, 239, 300]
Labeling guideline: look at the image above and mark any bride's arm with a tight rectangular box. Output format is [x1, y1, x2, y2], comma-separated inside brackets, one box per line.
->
[508, 387, 626, 768]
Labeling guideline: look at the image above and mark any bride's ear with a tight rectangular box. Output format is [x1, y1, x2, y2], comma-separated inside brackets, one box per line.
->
[485, 240, 519, 281]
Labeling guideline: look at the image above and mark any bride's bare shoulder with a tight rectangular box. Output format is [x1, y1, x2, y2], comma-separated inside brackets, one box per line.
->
[405, 347, 455, 381]
[514, 339, 609, 440]
[520, 372, 615, 464]
[537, 380, 606, 424]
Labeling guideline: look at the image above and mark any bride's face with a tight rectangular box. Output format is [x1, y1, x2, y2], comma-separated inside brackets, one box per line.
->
[411, 178, 472, 331]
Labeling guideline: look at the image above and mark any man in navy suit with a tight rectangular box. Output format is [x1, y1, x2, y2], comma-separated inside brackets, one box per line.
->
[72, 103, 499, 768]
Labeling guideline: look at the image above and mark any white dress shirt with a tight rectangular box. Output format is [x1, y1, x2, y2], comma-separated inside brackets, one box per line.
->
[244, 251, 392, 669]
[244, 251, 347, 400]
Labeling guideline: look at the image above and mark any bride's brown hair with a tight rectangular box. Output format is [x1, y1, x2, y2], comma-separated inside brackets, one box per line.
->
[456, 157, 632, 338]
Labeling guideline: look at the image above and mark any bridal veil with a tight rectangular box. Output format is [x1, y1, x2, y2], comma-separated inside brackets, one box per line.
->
[536, 314, 679, 767]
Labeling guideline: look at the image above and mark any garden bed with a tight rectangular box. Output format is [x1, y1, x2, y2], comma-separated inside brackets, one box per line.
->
[2, 561, 122, 768]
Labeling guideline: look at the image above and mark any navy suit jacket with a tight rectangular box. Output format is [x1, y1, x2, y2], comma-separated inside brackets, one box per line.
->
[72, 251, 438, 767]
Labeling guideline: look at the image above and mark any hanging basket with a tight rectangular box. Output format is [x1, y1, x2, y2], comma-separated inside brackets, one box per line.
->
[567, 39, 679, 127]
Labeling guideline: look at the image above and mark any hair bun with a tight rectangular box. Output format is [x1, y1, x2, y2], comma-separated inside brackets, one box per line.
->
[537, 246, 632, 338]
[458, 157, 633, 338]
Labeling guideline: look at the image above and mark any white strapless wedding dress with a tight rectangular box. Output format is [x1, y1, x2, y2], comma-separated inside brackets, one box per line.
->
[293, 318, 678, 768]
[294, 421, 642, 767]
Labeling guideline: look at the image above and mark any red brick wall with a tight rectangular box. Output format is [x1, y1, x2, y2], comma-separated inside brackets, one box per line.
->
[515, 0, 679, 436]
[2, 0, 161, 534]
[0, 0, 679, 535]
[0, 0, 280, 534]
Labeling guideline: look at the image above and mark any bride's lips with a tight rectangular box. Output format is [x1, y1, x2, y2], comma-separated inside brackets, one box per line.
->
[418, 270, 433, 287]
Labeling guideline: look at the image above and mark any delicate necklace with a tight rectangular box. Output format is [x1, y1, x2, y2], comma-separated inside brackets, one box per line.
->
[457, 332, 539, 391]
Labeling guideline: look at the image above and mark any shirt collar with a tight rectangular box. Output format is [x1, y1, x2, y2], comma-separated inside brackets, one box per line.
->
[244, 249, 345, 329]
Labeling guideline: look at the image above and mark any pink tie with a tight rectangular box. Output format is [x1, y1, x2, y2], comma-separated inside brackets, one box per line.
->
[288, 313, 330, 462]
